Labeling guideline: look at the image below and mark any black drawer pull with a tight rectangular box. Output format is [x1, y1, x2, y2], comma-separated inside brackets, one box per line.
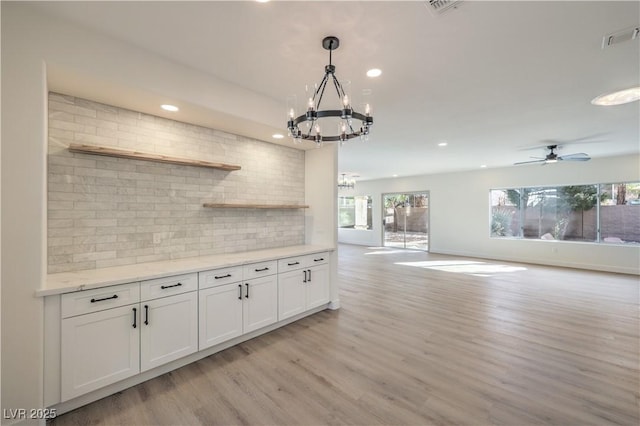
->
[215, 274, 232, 279]
[308, 269, 312, 282]
[314, 258, 324, 262]
[160, 282, 182, 290]
[303, 270, 307, 283]
[144, 305, 149, 325]
[245, 283, 250, 298]
[255, 267, 269, 272]
[90, 294, 118, 303]
[132, 307, 137, 329]
[238, 284, 242, 300]
[288, 261, 300, 266]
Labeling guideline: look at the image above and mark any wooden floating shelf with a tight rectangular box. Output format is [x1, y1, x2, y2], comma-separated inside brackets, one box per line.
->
[203, 203, 309, 209]
[68, 144, 241, 171]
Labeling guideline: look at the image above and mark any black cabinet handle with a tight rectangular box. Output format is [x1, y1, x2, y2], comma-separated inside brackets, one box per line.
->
[132, 307, 137, 329]
[303, 270, 307, 283]
[238, 284, 242, 300]
[215, 274, 232, 279]
[308, 269, 312, 282]
[160, 282, 182, 290]
[288, 261, 300, 266]
[314, 258, 324, 262]
[144, 305, 149, 325]
[91, 294, 118, 303]
[255, 267, 269, 272]
[245, 283, 250, 298]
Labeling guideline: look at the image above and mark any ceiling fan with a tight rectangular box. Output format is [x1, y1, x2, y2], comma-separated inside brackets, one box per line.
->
[514, 145, 591, 165]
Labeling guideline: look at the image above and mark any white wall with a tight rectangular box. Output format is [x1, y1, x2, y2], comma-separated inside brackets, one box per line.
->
[337, 226, 379, 247]
[2, 4, 336, 420]
[339, 155, 640, 274]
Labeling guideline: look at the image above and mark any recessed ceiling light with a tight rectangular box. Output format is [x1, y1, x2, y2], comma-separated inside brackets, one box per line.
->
[256, 0, 270, 3]
[161, 104, 179, 112]
[272, 133, 284, 139]
[591, 86, 640, 106]
[480, 164, 487, 168]
[438, 141, 448, 147]
[366, 68, 382, 78]
[392, 174, 398, 178]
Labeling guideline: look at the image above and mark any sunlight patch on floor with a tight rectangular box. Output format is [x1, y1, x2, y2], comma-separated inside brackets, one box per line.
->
[395, 260, 527, 276]
[364, 249, 410, 255]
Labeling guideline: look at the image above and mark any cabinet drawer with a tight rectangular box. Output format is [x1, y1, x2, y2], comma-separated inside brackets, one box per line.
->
[307, 252, 329, 267]
[61, 282, 140, 319]
[278, 252, 329, 272]
[243, 260, 277, 279]
[278, 256, 306, 272]
[140, 273, 197, 301]
[199, 266, 243, 290]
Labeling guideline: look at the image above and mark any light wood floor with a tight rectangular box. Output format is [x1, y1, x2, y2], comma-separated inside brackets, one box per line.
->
[51, 244, 640, 425]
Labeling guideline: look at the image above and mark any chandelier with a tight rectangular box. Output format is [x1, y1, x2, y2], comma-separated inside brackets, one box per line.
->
[287, 36, 373, 146]
[338, 173, 356, 190]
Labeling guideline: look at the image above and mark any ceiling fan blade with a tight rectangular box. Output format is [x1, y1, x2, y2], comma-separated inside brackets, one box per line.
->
[559, 153, 591, 161]
[514, 159, 546, 165]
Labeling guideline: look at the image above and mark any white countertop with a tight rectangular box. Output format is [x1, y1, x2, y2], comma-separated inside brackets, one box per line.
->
[39, 245, 334, 297]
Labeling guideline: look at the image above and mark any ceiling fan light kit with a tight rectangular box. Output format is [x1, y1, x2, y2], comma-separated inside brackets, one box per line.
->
[287, 36, 373, 147]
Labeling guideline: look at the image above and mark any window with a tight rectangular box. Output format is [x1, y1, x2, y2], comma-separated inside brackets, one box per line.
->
[599, 183, 640, 244]
[491, 182, 639, 244]
[338, 196, 372, 230]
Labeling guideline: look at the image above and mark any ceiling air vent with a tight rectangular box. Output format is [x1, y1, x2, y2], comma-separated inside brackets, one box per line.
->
[602, 26, 639, 49]
[425, 0, 462, 16]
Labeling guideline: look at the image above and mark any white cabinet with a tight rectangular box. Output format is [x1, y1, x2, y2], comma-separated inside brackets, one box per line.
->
[54, 249, 333, 405]
[278, 269, 307, 320]
[305, 263, 330, 310]
[140, 291, 198, 372]
[278, 252, 330, 321]
[199, 264, 278, 350]
[199, 282, 244, 349]
[139, 274, 198, 372]
[60, 274, 198, 401]
[61, 285, 141, 401]
[243, 275, 278, 333]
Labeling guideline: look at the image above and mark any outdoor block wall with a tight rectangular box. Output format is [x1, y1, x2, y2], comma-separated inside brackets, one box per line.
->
[47, 93, 305, 273]
[494, 205, 640, 242]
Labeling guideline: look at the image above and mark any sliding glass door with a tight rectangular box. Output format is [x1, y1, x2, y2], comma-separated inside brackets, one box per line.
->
[382, 192, 429, 250]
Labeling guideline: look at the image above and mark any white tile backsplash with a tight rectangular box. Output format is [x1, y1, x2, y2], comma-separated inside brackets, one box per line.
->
[48, 93, 305, 273]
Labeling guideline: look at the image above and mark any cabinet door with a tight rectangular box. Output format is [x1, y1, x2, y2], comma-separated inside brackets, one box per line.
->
[140, 292, 198, 372]
[61, 304, 140, 401]
[243, 275, 278, 333]
[306, 263, 330, 310]
[199, 283, 243, 350]
[278, 269, 306, 321]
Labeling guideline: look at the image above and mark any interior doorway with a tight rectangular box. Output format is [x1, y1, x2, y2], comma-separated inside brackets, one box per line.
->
[382, 192, 429, 250]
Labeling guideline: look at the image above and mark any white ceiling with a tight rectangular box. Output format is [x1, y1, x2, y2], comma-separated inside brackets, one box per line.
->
[30, 1, 639, 181]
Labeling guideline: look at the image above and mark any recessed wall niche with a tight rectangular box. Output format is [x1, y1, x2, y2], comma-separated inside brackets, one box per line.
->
[47, 92, 305, 273]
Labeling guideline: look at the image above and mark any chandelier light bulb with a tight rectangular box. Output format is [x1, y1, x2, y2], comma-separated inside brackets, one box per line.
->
[343, 95, 349, 107]
[365, 103, 371, 115]
[308, 98, 315, 110]
[289, 108, 295, 118]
